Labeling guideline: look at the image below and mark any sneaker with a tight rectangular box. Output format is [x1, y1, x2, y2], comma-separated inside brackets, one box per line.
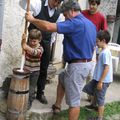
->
[85, 104, 98, 111]
[36, 94, 48, 104]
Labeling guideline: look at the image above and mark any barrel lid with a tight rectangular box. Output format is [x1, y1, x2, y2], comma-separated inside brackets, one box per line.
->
[13, 68, 30, 76]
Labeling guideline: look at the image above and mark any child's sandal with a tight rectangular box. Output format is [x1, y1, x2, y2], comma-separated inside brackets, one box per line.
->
[52, 104, 61, 114]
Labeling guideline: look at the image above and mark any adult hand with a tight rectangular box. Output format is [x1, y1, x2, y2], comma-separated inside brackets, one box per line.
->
[25, 12, 34, 22]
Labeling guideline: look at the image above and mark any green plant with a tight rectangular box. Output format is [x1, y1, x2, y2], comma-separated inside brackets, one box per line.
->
[48, 101, 120, 120]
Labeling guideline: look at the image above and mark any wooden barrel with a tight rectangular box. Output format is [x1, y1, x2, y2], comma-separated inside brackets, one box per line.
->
[7, 68, 30, 120]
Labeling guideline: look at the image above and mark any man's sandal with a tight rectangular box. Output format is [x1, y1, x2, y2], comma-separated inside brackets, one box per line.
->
[52, 104, 61, 114]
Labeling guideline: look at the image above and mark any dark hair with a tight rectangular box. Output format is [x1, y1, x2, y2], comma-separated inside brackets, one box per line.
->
[28, 29, 42, 41]
[89, 0, 101, 5]
[97, 30, 111, 44]
[59, 0, 81, 13]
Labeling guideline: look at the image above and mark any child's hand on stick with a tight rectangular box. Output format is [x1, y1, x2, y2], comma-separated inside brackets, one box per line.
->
[21, 33, 27, 50]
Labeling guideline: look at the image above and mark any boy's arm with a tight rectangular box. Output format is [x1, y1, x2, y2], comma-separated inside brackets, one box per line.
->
[21, 33, 33, 54]
[21, 33, 28, 50]
[21, 33, 27, 45]
[34, 46, 43, 57]
[24, 45, 42, 56]
[97, 65, 109, 90]
[21, 34, 43, 56]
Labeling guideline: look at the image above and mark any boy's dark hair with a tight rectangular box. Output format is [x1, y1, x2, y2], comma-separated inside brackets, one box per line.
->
[28, 29, 42, 41]
[89, 0, 101, 5]
[97, 30, 111, 44]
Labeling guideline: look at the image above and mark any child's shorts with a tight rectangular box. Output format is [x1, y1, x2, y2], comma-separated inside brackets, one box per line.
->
[83, 80, 110, 106]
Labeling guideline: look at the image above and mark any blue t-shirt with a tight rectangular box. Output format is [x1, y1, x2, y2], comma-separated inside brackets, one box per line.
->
[93, 48, 113, 83]
[57, 13, 96, 62]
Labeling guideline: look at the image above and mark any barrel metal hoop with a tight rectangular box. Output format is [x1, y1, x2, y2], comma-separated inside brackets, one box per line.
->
[7, 109, 26, 114]
[10, 89, 29, 94]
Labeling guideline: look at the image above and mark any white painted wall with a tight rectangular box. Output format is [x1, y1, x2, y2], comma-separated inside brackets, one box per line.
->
[53, 34, 63, 63]
[0, 0, 25, 86]
[0, 0, 5, 39]
[79, 0, 87, 10]
[112, 19, 120, 43]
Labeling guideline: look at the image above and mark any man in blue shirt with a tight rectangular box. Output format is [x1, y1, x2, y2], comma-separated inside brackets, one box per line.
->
[25, 0, 96, 119]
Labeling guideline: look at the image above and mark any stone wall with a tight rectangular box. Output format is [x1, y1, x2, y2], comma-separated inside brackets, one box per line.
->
[99, 0, 118, 42]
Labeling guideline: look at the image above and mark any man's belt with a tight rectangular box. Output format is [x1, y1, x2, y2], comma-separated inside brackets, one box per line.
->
[68, 59, 92, 64]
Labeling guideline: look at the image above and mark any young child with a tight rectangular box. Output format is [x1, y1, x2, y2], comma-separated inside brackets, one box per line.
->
[22, 29, 43, 109]
[83, 30, 113, 120]
[82, 0, 108, 102]
[82, 0, 107, 32]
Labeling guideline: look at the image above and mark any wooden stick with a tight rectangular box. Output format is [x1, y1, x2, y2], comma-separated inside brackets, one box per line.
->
[20, 0, 30, 72]
[24, 0, 30, 34]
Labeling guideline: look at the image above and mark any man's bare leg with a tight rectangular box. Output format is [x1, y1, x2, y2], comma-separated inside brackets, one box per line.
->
[69, 107, 80, 120]
[54, 80, 65, 110]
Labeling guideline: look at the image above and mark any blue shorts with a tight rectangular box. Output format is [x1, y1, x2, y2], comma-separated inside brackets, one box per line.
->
[83, 80, 110, 106]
